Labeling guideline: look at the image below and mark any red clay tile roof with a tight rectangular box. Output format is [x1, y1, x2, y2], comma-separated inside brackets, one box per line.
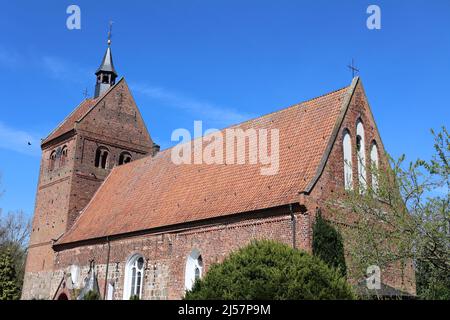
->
[57, 83, 355, 245]
[42, 98, 97, 145]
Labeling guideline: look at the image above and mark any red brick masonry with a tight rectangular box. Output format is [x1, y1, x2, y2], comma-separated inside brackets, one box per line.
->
[21, 77, 415, 299]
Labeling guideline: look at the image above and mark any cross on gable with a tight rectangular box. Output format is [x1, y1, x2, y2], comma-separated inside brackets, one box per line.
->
[347, 59, 360, 78]
[83, 88, 89, 99]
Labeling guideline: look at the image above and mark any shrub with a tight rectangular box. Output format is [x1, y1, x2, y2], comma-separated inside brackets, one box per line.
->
[83, 290, 100, 300]
[0, 249, 21, 300]
[416, 259, 450, 300]
[185, 240, 355, 300]
[312, 212, 347, 277]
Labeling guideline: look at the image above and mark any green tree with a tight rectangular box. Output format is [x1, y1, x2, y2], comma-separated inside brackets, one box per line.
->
[416, 258, 450, 300]
[184, 240, 355, 300]
[0, 249, 21, 300]
[330, 127, 449, 299]
[0, 174, 31, 296]
[414, 127, 450, 299]
[83, 290, 100, 300]
[0, 210, 31, 290]
[312, 211, 347, 277]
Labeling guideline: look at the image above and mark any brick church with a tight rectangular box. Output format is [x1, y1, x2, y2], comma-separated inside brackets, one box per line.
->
[21, 40, 415, 300]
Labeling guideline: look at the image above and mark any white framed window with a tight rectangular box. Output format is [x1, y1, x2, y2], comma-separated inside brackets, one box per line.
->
[343, 130, 353, 191]
[185, 249, 203, 291]
[106, 282, 114, 300]
[370, 142, 379, 192]
[356, 120, 367, 193]
[69, 264, 81, 288]
[123, 254, 145, 300]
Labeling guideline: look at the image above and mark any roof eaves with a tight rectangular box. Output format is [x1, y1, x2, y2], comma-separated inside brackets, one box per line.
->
[41, 99, 93, 146]
[41, 129, 77, 150]
[54, 201, 300, 249]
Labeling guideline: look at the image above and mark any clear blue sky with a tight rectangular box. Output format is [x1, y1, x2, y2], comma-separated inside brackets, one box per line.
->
[0, 1, 449, 218]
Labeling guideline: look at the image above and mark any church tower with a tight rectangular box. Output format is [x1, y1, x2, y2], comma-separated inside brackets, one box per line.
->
[22, 37, 158, 299]
[94, 38, 117, 98]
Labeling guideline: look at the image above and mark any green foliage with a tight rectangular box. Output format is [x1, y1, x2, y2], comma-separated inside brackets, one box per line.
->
[0, 176, 31, 296]
[0, 249, 21, 300]
[184, 240, 355, 300]
[416, 259, 450, 300]
[71, 288, 81, 300]
[83, 290, 100, 300]
[129, 295, 140, 300]
[330, 126, 449, 299]
[312, 212, 347, 277]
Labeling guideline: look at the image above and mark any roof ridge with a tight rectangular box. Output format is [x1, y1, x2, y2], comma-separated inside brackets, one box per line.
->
[226, 85, 349, 131]
[150, 84, 351, 155]
[301, 85, 349, 104]
[106, 83, 352, 179]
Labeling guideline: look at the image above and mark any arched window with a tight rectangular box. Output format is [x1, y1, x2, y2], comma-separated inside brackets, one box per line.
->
[106, 282, 115, 300]
[94, 147, 109, 169]
[59, 146, 68, 167]
[123, 254, 145, 300]
[102, 74, 109, 84]
[343, 130, 353, 191]
[49, 151, 57, 171]
[356, 120, 367, 193]
[185, 249, 203, 291]
[370, 142, 379, 192]
[118, 152, 132, 165]
[57, 293, 68, 300]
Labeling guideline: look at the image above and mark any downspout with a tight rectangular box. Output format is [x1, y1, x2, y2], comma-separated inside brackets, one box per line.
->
[289, 204, 296, 249]
[52, 273, 66, 300]
[103, 236, 111, 300]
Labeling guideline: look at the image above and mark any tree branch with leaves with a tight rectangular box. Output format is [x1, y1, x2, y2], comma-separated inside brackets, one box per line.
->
[0, 174, 32, 299]
[328, 127, 449, 299]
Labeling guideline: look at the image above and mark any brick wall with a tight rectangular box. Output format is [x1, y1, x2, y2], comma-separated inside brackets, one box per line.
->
[22, 79, 154, 299]
[23, 79, 416, 300]
[51, 211, 309, 300]
[306, 81, 416, 295]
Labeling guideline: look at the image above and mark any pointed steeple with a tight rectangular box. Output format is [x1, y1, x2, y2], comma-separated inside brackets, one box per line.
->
[95, 45, 117, 76]
[94, 23, 118, 98]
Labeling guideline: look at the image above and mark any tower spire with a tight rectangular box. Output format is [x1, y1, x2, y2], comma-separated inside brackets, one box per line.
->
[94, 21, 118, 98]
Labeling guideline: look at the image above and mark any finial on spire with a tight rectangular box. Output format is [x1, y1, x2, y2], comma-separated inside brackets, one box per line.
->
[107, 20, 113, 46]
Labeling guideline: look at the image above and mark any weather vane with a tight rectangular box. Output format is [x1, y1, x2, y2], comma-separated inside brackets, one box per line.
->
[107, 20, 114, 46]
[347, 59, 360, 78]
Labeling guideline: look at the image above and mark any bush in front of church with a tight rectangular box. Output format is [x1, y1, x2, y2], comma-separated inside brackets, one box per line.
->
[83, 290, 100, 300]
[184, 240, 355, 300]
[312, 212, 347, 277]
